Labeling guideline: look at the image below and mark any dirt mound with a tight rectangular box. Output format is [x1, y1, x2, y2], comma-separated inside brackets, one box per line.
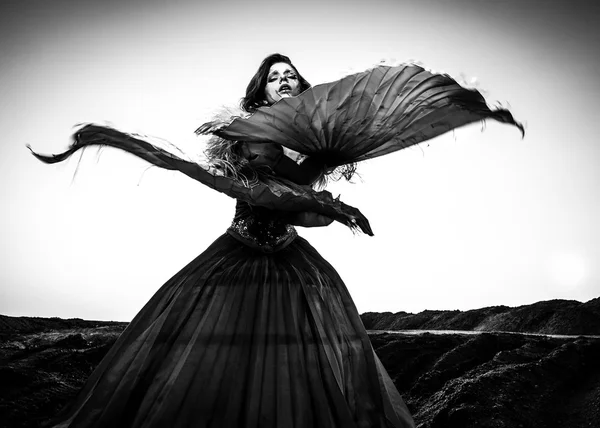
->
[361, 298, 600, 335]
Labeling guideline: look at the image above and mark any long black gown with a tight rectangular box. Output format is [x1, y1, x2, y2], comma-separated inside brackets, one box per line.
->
[31, 63, 522, 428]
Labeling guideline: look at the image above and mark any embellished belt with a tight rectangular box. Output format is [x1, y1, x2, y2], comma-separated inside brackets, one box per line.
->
[227, 217, 297, 253]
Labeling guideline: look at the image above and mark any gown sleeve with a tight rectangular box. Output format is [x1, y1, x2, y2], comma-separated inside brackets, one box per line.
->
[28, 124, 373, 235]
[215, 63, 524, 168]
[238, 141, 325, 186]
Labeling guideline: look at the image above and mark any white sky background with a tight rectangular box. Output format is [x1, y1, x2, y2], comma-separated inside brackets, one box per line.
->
[1, 0, 599, 321]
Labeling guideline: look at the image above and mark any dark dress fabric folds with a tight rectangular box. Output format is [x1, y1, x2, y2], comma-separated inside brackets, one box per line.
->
[53, 207, 413, 428]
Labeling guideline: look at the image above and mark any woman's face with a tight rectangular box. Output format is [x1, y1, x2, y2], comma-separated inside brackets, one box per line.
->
[264, 62, 301, 105]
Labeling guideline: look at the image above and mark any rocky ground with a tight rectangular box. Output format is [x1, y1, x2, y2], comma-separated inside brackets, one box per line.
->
[372, 331, 600, 428]
[1, 300, 599, 428]
[0, 318, 127, 428]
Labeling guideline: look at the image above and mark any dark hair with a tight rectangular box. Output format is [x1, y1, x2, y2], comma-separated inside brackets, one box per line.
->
[241, 53, 311, 113]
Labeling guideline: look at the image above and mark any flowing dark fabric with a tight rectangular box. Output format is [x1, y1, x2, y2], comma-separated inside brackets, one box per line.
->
[216, 63, 523, 166]
[31, 63, 523, 428]
[27, 125, 372, 235]
[52, 232, 412, 428]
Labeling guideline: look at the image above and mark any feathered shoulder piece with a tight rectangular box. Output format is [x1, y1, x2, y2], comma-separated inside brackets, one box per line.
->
[195, 105, 253, 182]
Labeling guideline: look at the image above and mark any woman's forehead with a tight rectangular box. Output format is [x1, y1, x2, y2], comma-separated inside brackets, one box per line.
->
[268, 62, 294, 74]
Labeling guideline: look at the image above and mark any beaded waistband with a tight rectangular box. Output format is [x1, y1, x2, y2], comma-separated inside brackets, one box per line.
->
[227, 217, 297, 253]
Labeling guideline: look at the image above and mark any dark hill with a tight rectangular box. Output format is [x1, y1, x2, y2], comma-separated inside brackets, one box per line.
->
[361, 297, 600, 335]
[0, 315, 127, 341]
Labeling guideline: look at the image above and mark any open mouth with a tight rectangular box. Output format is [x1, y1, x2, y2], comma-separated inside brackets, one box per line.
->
[278, 84, 292, 94]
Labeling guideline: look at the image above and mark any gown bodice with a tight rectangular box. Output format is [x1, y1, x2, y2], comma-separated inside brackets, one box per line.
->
[225, 141, 321, 253]
[227, 200, 297, 253]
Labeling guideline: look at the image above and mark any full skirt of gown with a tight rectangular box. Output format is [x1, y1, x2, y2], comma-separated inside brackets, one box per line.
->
[52, 233, 414, 428]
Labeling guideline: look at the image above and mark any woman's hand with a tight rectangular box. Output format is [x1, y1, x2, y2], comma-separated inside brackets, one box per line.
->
[282, 147, 307, 164]
[338, 202, 373, 236]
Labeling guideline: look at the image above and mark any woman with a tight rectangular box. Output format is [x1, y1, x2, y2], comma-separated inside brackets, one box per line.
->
[31, 53, 522, 428]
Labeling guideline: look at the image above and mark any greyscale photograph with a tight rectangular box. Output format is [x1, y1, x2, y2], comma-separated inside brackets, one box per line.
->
[1, 0, 599, 427]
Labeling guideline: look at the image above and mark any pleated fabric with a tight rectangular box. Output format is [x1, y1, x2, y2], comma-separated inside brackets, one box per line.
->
[53, 234, 414, 428]
[217, 63, 524, 166]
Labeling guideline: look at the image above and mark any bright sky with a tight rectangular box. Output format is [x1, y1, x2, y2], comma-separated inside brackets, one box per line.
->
[1, 0, 598, 321]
